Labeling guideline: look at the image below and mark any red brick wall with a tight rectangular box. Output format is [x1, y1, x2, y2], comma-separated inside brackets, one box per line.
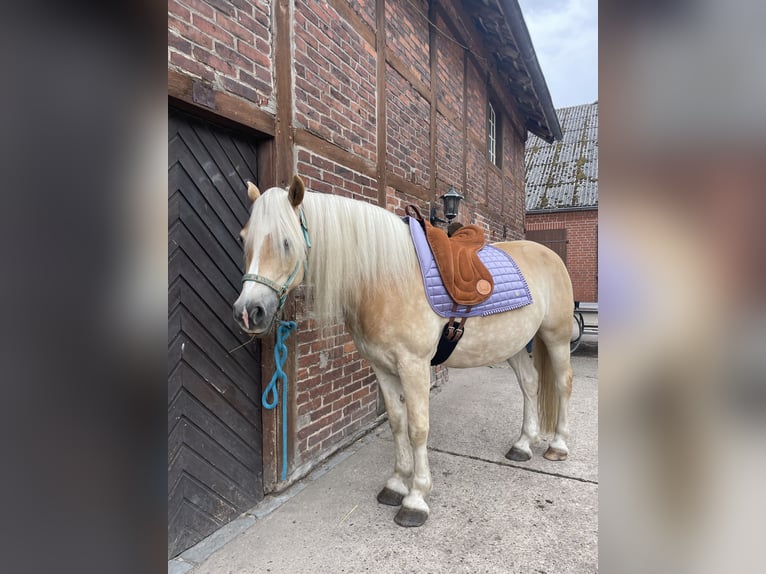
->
[168, 0, 273, 104]
[291, 151, 381, 467]
[293, 0, 377, 162]
[435, 112, 463, 196]
[296, 148, 378, 203]
[526, 210, 598, 302]
[169, 0, 530, 483]
[349, 0, 375, 29]
[386, 64, 430, 185]
[293, 314, 379, 464]
[435, 21, 464, 122]
[385, 0, 430, 88]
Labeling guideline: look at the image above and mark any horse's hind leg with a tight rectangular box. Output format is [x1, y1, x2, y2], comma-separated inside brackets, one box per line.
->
[540, 338, 574, 461]
[374, 367, 413, 507]
[506, 349, 542, 462]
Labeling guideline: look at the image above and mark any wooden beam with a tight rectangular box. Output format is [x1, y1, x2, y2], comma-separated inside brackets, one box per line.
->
[256, 139, 275, 189]
[386, 171, 429, 201]
[387, 51, 431, 104]
[274, 0, 294, 187]
[433, 2, 473, 53]
[260, 0, 297, 493]
[434, 102, 461, 136]
[327, 0, 375, 47]
[428, 0, 438, 201]
[168, 68, 276, 136]
[284, 290, 298, 485]
[375, 0, 387, 207]
[294, 129, 377, 180]
[461, 48, 468, 201]
[260, 337, 278, 491]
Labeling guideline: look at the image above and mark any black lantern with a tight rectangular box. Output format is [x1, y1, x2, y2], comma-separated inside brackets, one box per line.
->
[440, 186, 464, 224]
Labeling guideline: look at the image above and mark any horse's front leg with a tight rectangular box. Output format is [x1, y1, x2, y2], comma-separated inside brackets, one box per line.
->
[374, 367, 413, 507]
[394, 361, 432, 527]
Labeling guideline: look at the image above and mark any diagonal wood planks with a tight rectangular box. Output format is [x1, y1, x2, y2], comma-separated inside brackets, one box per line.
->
[168, 108, 264, 558]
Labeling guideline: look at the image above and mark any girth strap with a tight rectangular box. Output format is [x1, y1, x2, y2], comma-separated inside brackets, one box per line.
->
[431, 304, 470, 366]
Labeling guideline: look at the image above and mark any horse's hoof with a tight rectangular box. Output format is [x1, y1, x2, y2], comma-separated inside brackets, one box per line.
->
[543, 446, 568, 461]
[376, 487, 404, 507]
[394, 507, 429, 527]
[505, 446, 532, 462]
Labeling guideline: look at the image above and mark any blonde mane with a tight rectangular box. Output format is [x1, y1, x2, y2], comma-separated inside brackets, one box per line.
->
[301, 192, 417, 321]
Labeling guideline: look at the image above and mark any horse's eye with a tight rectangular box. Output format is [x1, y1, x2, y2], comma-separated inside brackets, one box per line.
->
[283, 239, 290, 252]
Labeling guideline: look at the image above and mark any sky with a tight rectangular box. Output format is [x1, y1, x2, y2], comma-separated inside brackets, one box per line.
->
[517, 0, 598, 109]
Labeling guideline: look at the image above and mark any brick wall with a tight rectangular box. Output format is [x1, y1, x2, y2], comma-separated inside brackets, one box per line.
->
[385, 0, 430, 88]
[435, 112, 463, 196]
[292, 314, 379, 465]
[386, 64, 430, 186]
[168, 0, 273, 105]
[435, 21, 463, 123]
[296, 148, 378, 202]
[526, 210, 598, 302]
[169, 0, 532, 487]
[291, 149, 381, 467]
[293, 0, 377, 161]
[349, 0, 375, 30]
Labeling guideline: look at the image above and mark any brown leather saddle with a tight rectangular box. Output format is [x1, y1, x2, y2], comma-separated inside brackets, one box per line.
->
[406, 205, 494, 306]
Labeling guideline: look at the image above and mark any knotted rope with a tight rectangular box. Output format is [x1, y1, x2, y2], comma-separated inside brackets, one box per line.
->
[261, 320, 297, 482]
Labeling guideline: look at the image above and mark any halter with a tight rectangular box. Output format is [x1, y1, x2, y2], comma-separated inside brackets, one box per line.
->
[242, 207, 311, 313]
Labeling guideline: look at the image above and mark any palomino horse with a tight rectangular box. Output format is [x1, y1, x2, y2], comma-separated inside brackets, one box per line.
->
[233, 176, 574, 527]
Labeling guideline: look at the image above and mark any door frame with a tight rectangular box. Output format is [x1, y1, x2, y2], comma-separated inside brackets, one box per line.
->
[169, 83, 287, 496]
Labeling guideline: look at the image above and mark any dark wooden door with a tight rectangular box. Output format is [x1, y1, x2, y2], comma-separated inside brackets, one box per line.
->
[168, 108, 264, 558]
[525, 228, 568, 265]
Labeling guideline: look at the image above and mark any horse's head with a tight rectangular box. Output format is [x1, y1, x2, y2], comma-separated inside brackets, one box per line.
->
[233, 175, 310, 335]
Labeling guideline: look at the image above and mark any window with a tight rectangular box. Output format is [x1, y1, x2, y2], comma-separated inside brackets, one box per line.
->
[488, 100, 501, 168]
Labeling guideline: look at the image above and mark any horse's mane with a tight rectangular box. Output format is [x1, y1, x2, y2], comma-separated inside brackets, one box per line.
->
[300, 192, 417, 322]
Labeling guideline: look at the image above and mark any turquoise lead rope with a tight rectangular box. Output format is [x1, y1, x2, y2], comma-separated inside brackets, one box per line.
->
[252, 205, 310, 482]
[262, 320, 297, 482]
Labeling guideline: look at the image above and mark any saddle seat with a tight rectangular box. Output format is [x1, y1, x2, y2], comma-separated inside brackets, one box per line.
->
[407, 206, 493, 306]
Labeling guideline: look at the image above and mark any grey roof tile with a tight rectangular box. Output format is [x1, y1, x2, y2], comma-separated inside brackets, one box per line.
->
[525, 102, 598, 211]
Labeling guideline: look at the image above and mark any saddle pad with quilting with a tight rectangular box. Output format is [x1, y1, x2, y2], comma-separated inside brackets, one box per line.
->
[408, 216, 533, 318]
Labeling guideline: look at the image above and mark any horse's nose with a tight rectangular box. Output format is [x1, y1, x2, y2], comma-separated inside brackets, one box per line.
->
[248, 303, 265, 324]
[233, 301, 266, 331]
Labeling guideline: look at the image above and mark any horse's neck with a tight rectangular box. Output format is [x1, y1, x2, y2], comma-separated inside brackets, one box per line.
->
[303, 192, 415, 321]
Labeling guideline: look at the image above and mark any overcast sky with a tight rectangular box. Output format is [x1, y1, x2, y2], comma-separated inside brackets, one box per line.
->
[517, 0, 598, 109]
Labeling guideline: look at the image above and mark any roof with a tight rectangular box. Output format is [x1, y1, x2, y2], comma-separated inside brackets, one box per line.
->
[525, 101, 598, 212]
[462, 0, 562, 142]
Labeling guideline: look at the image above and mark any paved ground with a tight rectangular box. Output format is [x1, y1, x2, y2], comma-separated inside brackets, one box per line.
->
[171, 343, 597, 573]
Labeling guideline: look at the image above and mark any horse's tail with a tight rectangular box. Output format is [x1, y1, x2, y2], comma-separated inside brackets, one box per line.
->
[533, 333, 559, 435]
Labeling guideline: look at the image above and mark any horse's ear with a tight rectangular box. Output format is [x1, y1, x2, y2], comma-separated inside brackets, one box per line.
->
[246, 181, 261, 203]
[288, 175, 305, 207]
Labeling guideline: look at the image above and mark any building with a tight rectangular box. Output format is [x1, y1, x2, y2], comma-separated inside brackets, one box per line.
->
[169, 0, 560, 557]
[525, 102, 598, 304]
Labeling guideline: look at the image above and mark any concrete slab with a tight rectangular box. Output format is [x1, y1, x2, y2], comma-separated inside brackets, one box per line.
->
[180, 515, 256, 564]
[168, 558, 194, 574]
[420, 356, 598, 483]
[185, 357, 598, 573]
[193, 438, 597, 574]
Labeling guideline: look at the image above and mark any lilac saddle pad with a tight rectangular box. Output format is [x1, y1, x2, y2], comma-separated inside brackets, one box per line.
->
[408, 217, 533, 318]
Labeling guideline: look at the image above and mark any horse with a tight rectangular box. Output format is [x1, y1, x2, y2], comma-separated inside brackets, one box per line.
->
[233, 175, 575, 527]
